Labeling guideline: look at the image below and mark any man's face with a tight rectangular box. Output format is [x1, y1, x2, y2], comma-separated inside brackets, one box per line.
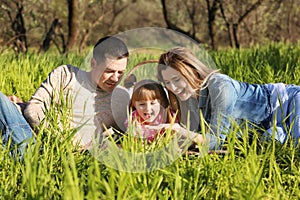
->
[91, 57, 128, 92]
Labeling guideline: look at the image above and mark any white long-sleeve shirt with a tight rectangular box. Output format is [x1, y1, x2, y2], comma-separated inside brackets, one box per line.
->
[23, 64, 130, 147]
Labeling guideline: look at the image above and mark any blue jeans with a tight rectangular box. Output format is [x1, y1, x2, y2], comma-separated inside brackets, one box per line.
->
[263, 84, 300, 145]
[0, 92, 33, 157]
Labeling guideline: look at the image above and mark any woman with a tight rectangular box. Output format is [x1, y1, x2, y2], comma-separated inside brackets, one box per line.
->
[157, 47, 300, 150]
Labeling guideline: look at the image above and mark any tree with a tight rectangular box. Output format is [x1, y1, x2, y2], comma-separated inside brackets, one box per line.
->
[77, 0, 129, 53]
[1, 0, 27, 53]
[206, 0, 219, 50]
[161, 0, 203, 43]
[39, 18, 66, 53]
[66, 0, 80, 51]
[66, 0, 131, 53]
[1, 0, 300, 52]
[219, 0, 263, 48]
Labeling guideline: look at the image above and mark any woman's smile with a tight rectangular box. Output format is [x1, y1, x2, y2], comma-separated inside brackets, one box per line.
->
[161, 66, 194, 101]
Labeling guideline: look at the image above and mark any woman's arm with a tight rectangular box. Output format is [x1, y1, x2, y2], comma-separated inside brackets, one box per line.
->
[206, 74, 238, 147]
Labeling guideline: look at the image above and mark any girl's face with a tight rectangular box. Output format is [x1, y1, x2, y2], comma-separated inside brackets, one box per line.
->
[161, 66, 194, 101]
[134, 99, 161, 122]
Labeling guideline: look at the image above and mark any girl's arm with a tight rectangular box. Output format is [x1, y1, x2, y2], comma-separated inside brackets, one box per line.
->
[145, 123, 205, 145]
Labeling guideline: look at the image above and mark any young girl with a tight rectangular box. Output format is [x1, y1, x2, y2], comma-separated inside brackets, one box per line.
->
[124, 79, 178, 142]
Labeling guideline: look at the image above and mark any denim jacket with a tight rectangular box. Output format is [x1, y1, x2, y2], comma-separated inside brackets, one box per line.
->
[199, 73, 272, 149]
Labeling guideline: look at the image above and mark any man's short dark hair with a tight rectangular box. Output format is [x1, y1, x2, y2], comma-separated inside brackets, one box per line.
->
[93, 36, 129, 64]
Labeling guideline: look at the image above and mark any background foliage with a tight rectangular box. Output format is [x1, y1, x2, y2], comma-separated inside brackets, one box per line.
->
[0, 0, 299, 53]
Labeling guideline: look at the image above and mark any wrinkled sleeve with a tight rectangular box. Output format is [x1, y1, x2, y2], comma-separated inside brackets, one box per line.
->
[24, 65, 73, 129]
[206, 75, 238, 149]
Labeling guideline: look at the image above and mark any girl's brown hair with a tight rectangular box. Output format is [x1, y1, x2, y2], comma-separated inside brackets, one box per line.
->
[130, 79, 176, 123]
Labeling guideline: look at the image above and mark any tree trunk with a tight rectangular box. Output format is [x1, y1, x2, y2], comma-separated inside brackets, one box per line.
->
[161, 0, 202, 44]
[66, 0, 79, 51]
[232, 24, 239, 49]
[11, 4, 27, 54]
[219, 0, 262, 48]
[40, 18, 66, 53]
[206, 0, 219, 50]
[219, 1, 233, 47]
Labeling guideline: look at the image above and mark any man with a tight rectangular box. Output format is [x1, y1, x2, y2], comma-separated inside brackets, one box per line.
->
[0, 36, 130, 156]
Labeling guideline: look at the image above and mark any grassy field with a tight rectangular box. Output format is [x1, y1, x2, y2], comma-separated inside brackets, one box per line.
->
[0, 42, 300, 199]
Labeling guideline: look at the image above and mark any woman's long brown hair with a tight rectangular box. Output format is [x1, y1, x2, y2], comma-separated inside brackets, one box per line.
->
[157, 47, 218, 121]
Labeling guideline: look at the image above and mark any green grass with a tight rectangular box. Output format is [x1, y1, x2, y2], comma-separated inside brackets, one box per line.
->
[1, 42, 300, 199]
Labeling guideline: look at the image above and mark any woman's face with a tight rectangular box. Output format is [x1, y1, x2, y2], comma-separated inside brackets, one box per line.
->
[161, 66, 194, 101]
[134, 99, 161, 122]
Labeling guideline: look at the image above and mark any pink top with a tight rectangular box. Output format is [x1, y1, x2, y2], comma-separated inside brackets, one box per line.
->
[125, 109, 178, 142]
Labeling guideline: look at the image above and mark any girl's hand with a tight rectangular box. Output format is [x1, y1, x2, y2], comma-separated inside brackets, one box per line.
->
[145, 123, 205, 145]
[145, 123, 181, 131]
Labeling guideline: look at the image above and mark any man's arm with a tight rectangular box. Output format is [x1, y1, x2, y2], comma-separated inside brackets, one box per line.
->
[23, 65, 74, 129]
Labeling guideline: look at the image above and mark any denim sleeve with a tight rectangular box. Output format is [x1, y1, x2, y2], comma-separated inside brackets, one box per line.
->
[207, 74, 238, 148]
[205, 133, 221, 150]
